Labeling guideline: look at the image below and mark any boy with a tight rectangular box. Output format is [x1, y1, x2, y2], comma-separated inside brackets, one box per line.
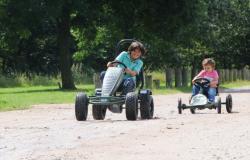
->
[101, 41, 144, 94]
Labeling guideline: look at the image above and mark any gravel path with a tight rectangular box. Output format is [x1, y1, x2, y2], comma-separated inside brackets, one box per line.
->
[1, 90, 250, 160]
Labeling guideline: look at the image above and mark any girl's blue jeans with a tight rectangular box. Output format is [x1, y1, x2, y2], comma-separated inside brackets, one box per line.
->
[192, 85, 217, 102]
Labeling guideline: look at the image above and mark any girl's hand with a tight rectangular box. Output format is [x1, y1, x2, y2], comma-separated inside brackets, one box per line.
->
[210, 81, 218, 88]
[192, 79, 195, 84]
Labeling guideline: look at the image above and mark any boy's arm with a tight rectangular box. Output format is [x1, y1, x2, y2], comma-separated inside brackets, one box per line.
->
[125, 61, 143, 77]
[125, 69, 137, 76]
[107, 52, 126, 67]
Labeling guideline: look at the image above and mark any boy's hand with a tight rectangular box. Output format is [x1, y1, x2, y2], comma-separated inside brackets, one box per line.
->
[124, 68, 137, 76]
[107, 61, 114, 67]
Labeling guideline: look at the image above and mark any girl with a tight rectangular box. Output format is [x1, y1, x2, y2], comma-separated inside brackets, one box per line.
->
[192, 58, 219, 102]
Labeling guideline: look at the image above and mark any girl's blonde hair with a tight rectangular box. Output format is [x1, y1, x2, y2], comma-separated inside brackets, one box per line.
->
[202, 58, 215, 68]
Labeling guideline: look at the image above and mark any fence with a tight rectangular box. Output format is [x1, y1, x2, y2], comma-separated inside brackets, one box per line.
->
[93, 68, 250, 89]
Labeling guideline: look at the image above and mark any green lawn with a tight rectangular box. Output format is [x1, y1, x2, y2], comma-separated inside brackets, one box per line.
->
[152, 80, 250, 94]
[1, 80, 250, 111]
[0, 85, 94, 111]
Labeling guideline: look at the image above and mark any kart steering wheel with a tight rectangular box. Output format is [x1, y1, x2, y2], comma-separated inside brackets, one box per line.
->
[110, 61, 127, 69]
[193, 77, 210, 88]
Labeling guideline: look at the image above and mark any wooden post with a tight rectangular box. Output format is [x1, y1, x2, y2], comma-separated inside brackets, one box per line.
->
[233, 69, 237, 81]
[237, 69, 242, 80]
[165, 68, 173, 88]
[229, 69, 233, 82]
[93, 72, 101, 88]
[175, 67, 182, 87]
[153, 79, 160, 89]
[248, 70, 250, 80]
[219, 69, 224, 83]
[241, 69, 245, 80]
[145, 75, 153, 89]
[225, 69, 229, 82]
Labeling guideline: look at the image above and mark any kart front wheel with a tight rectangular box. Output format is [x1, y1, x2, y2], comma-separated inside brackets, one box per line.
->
[125, 92, 138, 120]
[226, 94, 233, 113]
[92, 105, 107, 120]
[140, 95, 154, 119]
[216, 97, 221, 114]
[178, 98, 182, 114]
[75, 93, 88, 121]
[190, 108, 196, 114]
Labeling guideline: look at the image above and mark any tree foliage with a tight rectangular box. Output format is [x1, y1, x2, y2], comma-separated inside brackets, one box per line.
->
[0, 0, 249, 87]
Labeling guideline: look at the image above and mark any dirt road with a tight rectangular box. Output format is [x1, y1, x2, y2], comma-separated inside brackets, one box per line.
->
[1, 91, 250, 160]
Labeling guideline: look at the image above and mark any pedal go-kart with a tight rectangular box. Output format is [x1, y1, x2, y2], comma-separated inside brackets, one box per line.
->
[178, 77, 233, 114]
[75, 39, 154, 121]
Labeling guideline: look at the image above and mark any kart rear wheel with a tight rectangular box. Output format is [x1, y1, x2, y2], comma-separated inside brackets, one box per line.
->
[140, 95, 154, 119]
[216, 97, 221, 114]
[75, 93, 88, 121]
[178, 98, 182, 114]
[92, 105, 107, 120]
[190, 108, 196, 114]
[226, 94, 233, 113]
[125, 92, 138, 120]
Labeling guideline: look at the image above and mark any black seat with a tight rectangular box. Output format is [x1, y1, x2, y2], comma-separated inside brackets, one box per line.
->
[216, 84, 219, 96]
[136, 68, 144, 89]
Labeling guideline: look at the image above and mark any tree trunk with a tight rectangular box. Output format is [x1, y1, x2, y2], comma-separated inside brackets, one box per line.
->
[57, 3, 76, 89]
[145, 75, 152, 89]
[153, 79, 160, 89]
[165, 68, 173, 88]
[190, 66, 197, 86]
[182, 67, 188, 87]
[175, 67, 182, 87]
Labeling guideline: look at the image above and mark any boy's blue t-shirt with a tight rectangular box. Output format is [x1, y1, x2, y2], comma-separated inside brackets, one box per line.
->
[115, 51, 143, 81]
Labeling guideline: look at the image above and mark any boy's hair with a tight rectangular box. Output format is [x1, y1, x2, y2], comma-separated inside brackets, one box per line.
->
[128, 41, 145, 56]
[202, 58, 216, 68]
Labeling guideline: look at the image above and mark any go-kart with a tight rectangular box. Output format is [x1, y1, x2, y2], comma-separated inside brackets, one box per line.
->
[178, 77, 233, 114]
[75, 39, 154, 121]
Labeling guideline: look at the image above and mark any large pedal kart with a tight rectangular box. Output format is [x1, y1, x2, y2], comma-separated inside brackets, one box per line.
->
[178, 78, 233, 114]
[75, 39, 154, 121]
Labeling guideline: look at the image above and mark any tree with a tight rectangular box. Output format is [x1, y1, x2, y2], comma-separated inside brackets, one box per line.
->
[0, 0, 104, 89]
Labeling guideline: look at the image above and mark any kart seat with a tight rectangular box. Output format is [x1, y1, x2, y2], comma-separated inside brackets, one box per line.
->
[216, 84, 219, 96]
[136, 68, 144, 89]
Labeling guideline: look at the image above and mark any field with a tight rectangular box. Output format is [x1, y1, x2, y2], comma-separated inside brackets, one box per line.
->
[0, 85, 93, 111]
[1, 80, 250, 111]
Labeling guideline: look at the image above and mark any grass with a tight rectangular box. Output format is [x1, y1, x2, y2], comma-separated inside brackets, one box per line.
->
[1, 80, 250, 112]
[220, 80, 250, 89]
[152, 80, 250, 95]
[0, 85, 94, 111]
